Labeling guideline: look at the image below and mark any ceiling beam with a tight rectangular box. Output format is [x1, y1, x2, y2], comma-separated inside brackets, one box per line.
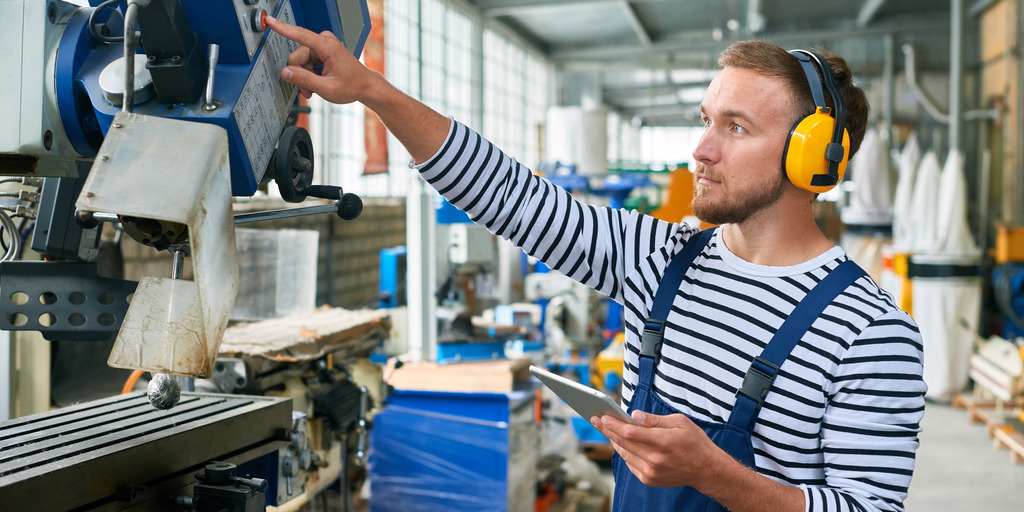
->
[857, 0, 887, 27]
[619, 1, 652, 46]
[615, 103, 703, 125]
[637, 117, 702, 127]
[549, 13, 950, 62]
[602, 81, 713, 98]
[612, 100, 700, 113]
[475, 0, 662, 16]
[968, 0, 1000, 17]
[475, 0, 595, 10]
[492, 16, 552, 53]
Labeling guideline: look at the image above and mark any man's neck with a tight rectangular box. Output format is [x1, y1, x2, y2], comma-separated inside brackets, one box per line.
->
[718, 202, 834, 267]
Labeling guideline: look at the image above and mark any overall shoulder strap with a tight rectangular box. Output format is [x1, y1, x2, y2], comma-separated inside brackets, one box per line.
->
[728, 259, 867, 431]
[640, 227, 718, 359]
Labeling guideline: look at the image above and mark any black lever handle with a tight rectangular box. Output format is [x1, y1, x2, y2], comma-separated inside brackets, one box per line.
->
[337, 192, 362, 220]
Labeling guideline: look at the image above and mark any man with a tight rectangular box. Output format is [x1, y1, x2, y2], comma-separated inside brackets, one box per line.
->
[267, 15, 925, 512]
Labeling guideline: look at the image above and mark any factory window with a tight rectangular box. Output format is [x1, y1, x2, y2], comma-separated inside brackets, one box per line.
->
[420, 0, 473, 123]
[524, 55, 554, 170]
[307, 0, 549, 199]
[483, 26, 553, 170]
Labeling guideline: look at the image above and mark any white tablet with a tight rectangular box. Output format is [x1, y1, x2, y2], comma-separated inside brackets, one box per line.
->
[530, 365, 635, 424]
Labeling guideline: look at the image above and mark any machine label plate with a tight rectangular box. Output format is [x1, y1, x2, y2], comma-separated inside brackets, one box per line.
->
[233, 1, 299, 185]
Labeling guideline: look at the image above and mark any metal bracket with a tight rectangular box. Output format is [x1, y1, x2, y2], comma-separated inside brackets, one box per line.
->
[0, 261, 136, 341]
[76, 112, 238, 378]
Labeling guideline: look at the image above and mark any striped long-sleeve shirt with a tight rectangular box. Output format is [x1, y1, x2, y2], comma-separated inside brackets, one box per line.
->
[415, 120, 926, 512]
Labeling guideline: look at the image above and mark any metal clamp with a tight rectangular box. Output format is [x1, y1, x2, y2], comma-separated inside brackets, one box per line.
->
[355, 385, 370, 465]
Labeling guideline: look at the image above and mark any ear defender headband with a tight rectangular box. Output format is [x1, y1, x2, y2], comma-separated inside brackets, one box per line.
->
[782, 49, 850, 193]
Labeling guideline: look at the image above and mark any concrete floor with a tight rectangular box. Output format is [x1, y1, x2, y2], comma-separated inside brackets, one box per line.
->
[905, 401, 1024, 511]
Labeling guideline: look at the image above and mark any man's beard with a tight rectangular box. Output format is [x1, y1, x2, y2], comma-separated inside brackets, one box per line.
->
[691, 166, 787, 225]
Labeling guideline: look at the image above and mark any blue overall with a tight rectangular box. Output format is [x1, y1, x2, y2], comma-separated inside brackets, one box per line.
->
[611, 228, 866, 511]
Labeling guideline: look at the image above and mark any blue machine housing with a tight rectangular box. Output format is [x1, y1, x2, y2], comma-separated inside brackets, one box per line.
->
[379, 246, 407, 308]
[994, 263, 1024, 339]
[56, 0, 371, 196]
[369, 388, 539, 511]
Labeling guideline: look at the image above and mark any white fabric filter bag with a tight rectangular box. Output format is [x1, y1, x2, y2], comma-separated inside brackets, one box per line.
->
[910, 149, 982, 401]
[891, 133, 921, 251]
[914, 272, 981, 401]
[841, 128, 893, 226]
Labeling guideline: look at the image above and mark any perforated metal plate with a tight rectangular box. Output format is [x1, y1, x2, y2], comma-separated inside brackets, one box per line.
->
[0, 261, 137, 341]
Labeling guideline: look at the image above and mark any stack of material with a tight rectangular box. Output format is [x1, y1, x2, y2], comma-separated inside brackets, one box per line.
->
[220, 307, 390, 362]
[385, 357, 532, 393]
[969, 335, 1023, 403]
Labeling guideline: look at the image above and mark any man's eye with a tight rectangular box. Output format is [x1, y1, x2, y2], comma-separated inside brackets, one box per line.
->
[702, 118, 711, 128]
[731, 124, 745, 133]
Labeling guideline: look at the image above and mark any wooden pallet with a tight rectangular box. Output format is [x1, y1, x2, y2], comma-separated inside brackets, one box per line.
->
[953, 394, 1024, 464]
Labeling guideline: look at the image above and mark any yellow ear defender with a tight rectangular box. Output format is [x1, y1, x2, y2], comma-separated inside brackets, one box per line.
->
[782, 49, 850, 194]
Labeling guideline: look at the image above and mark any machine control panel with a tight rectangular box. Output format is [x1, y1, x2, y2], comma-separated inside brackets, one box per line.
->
[235, 0, 281, 58]
[233, 0, 298, 185]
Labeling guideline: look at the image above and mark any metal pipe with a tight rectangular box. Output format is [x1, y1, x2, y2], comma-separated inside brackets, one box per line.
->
[407, 0, 438, 363]
[171, 248, 185, 279]
[233, 202, 340, 224]
[86, 201, 343, 227]
[901, 44, 950, 124]
[950, 0, 963, 154]
[88, 212, 120, 224]
[122, 2, 140, 113]
[978, 131, 991, 253]
[883, 34, 895, 156]
[0, 209, 20, 261]
[964, 109, 1000, 121]
[203, 44, 220, 111]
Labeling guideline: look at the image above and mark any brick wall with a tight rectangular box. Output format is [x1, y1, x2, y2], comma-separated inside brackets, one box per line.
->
[119, 197, 406, 311]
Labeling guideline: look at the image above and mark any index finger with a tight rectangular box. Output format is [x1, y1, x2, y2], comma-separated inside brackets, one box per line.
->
[265, 14, 336, 57]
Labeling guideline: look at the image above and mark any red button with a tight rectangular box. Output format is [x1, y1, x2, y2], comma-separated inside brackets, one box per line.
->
[251, 9, 268, 32]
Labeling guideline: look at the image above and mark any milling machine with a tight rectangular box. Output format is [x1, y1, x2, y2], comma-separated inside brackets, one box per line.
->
[0, 1, 378, 510]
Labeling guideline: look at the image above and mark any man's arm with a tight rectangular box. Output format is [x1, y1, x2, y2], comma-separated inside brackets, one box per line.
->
[594, 411, 804, 512]
[267, 15, 685, 308]
[266, 15, 449, 164]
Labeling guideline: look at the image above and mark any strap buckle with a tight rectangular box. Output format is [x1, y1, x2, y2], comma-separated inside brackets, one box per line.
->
[737, 356, 780, 403]
[640, 318, 665, 358]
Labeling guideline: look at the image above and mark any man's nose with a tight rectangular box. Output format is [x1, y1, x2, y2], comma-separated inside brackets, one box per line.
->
[693, 130, 718, 163]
